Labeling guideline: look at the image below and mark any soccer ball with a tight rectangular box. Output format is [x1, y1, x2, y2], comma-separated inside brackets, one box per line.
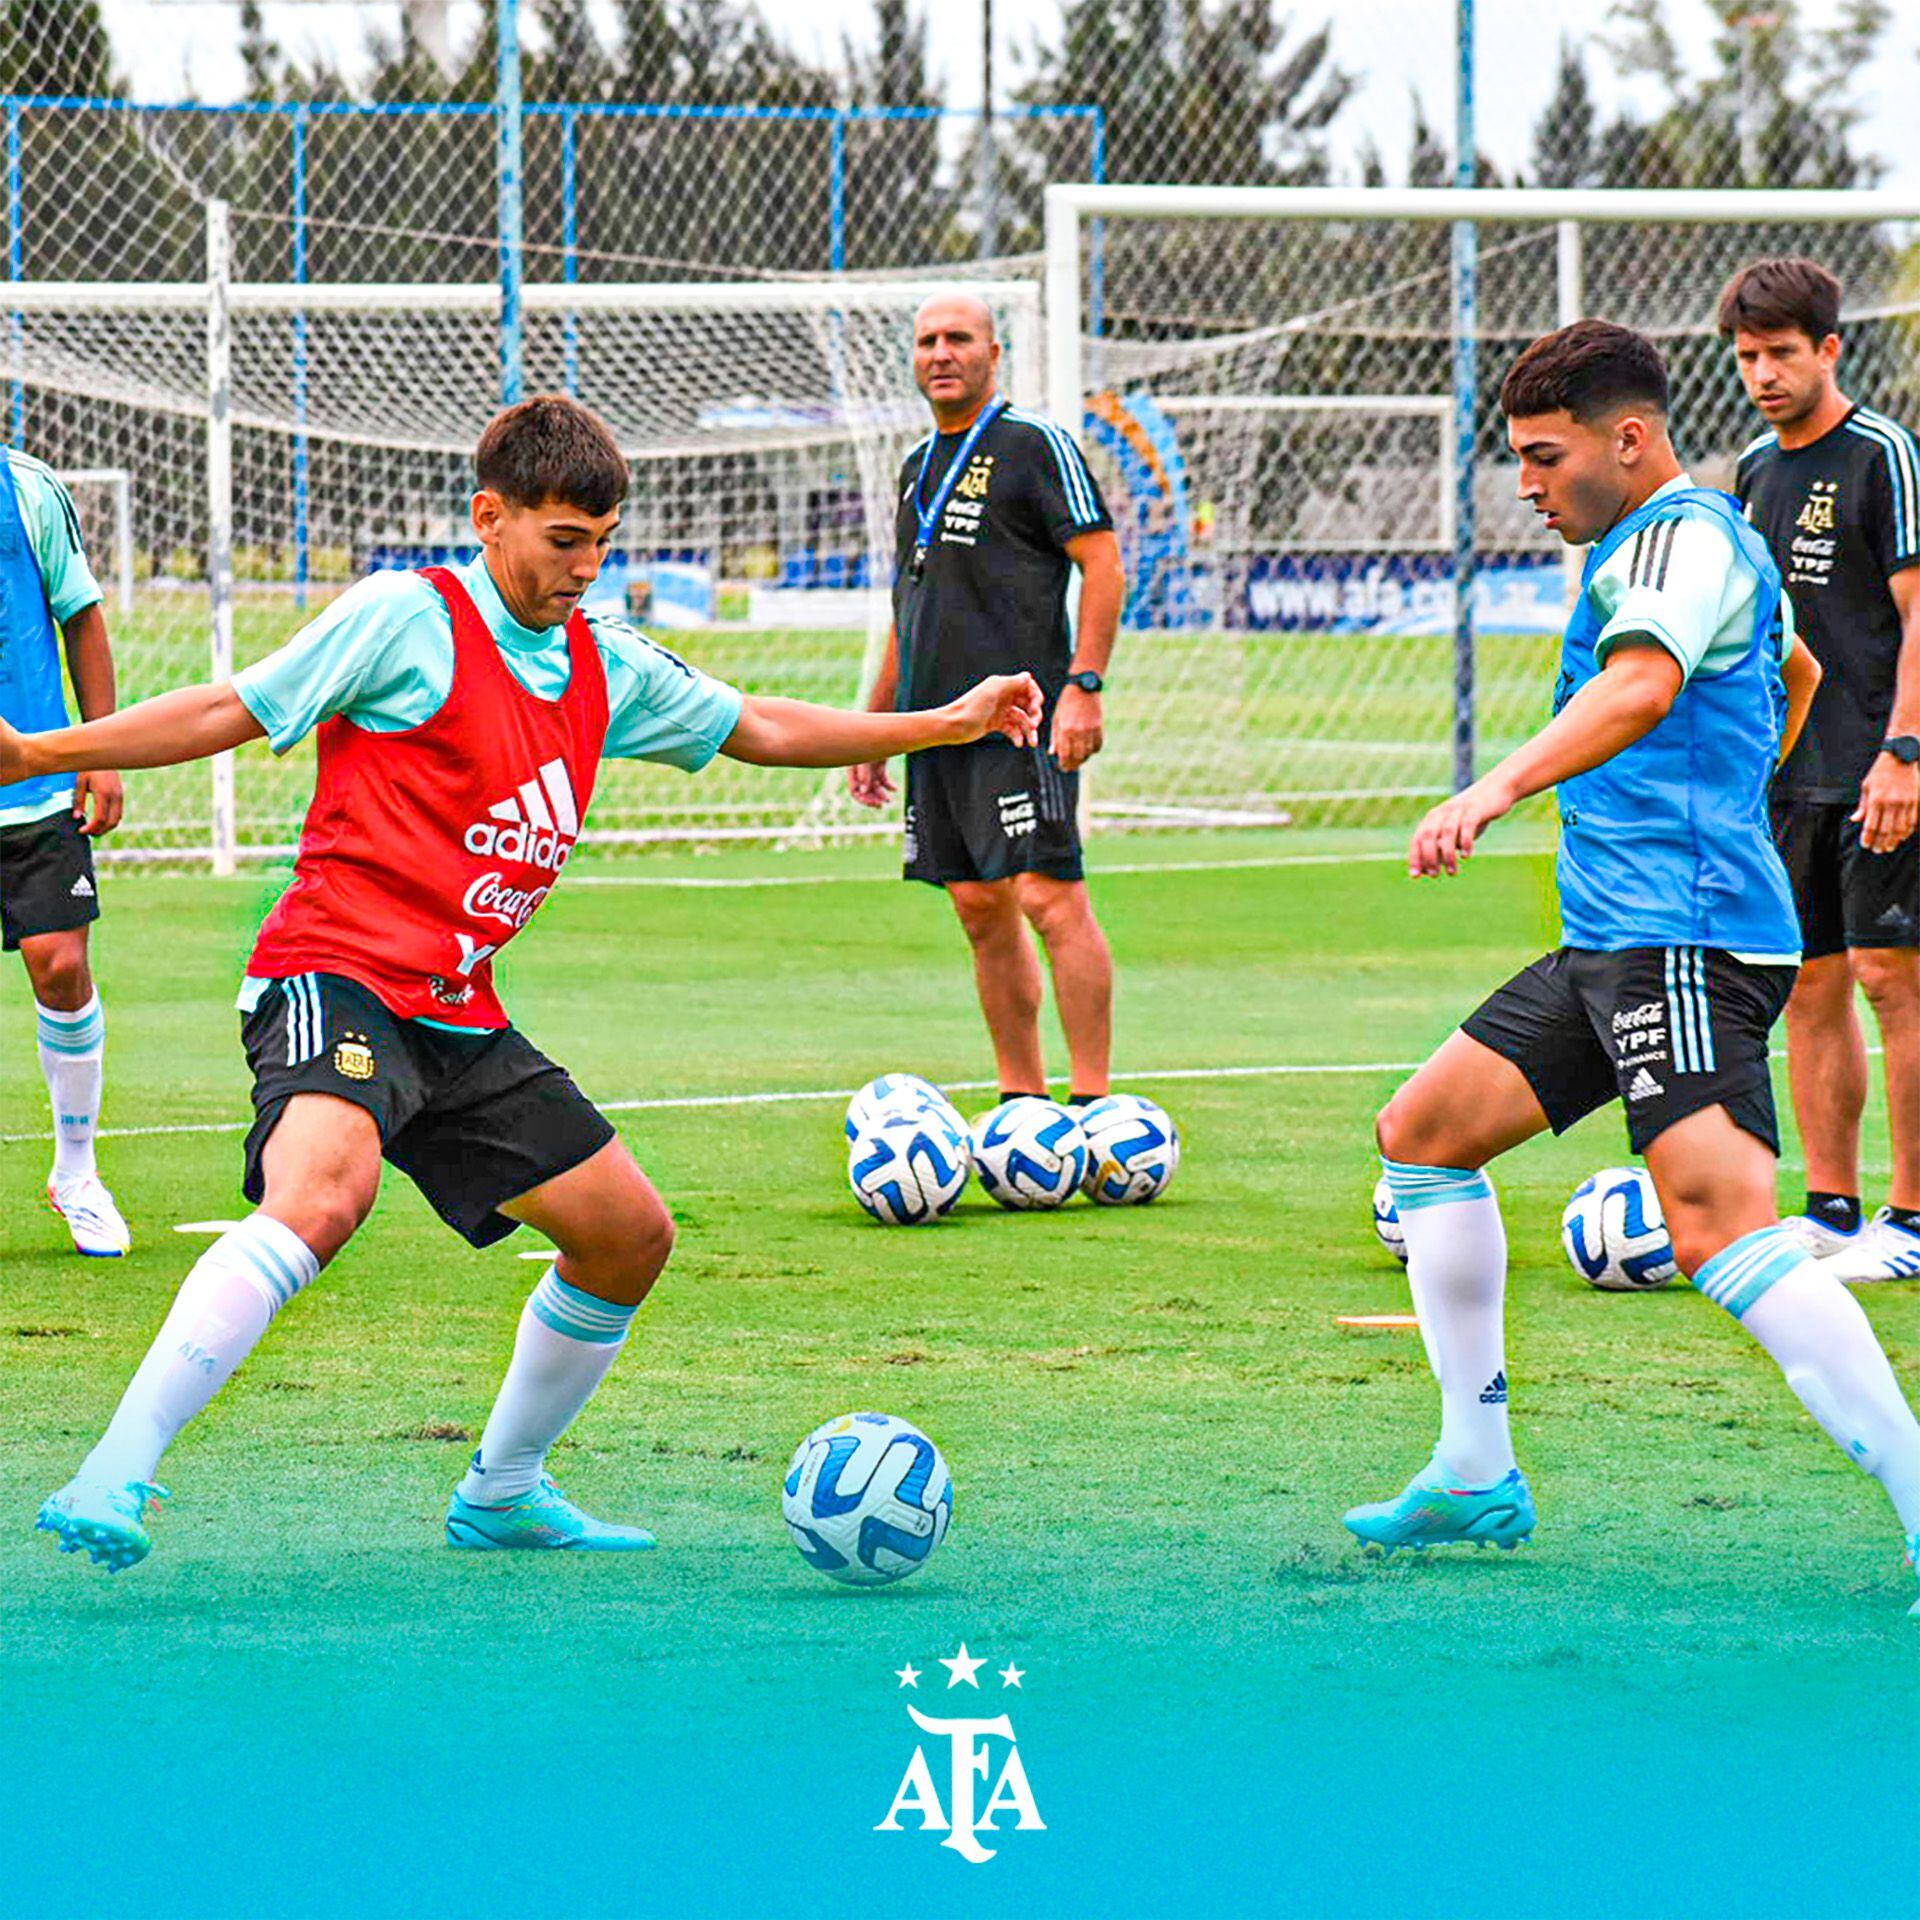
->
[1078, 1094, 1180, 1204]
[971, 1097, 1090, 1210]
[1372, 1175, 1408, 1264]
[848, 1106, 970, 1225]
[782, 1410, 953, 1587]
[1561, 1166, 1677, 1291]
[844, 1071, 960, 1143]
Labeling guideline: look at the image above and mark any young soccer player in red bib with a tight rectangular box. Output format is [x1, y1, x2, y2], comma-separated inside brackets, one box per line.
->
[1, 396, 1042, 1570]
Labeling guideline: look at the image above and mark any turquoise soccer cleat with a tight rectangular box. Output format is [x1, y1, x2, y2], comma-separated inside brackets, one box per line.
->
[1344, 1459, 1536, 1554]
[1908, 1535, 1919, 1619]
[445, 1472, 656, 1551]
[36, 1476, 168, 1572]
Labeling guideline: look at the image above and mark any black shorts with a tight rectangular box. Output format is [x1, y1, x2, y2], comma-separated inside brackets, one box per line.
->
[240, 972, 615, 1248]
[1770, 795, 1920, 959]
[0, 808, 98, 950]
[904, 738, 1083, 887]
[1461, 946, 1796, 1156]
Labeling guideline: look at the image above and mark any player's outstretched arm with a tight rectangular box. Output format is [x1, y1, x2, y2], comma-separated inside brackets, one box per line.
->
[722, 672, 1044, 769]
[1409, 639, 1683, 877]
[0, 682, 266, 785]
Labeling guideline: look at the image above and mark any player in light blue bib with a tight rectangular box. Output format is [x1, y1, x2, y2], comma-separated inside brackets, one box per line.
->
[1353, 321, 1920, 1615]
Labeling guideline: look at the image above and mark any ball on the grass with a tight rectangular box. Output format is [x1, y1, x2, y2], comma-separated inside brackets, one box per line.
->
[782, 1410, 952, 1587]
[844, 1071, 961, 1143]
[1372, 1174, 1408, 1264]
[847, 1105, 970, 1225]
[971, 1096, 1089, 1211]
[1561, 1166, 1677, 1291]
[1077, 1093, 1179, 1204]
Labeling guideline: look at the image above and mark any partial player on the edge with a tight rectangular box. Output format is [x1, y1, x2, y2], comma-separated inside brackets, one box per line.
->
[2, 395, 1043, 1573]
[1723, 256, 1920, 1282]
[1354, 321, 1920, 1616]
[849, 292, 1125, 1109]
[0, 448, 128, 1255]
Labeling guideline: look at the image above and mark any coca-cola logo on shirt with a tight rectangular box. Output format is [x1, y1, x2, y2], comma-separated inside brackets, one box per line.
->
[462, 872, 553, 931]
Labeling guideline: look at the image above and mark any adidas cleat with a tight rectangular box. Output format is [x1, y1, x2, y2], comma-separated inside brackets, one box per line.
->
[46, 1174, 131, 1258]
[1819, 1209, 1920, 1285]
[1776, 1211, 1861, 1261]
[445, 1474, 656, 1552]
[1344, 1460, 1536, 1555]
[36, 1476, 167, 1572]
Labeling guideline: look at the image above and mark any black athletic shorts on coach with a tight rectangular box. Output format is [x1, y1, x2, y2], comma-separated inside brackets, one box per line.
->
[1462, 946, 1796, 1156]
[240, 971, 614, 1247]
[892, 402, 1111, 886]
[0, 807, 99, 949]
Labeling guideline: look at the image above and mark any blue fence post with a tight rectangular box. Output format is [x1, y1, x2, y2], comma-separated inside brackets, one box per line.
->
[7, 99, 23, 444]
[1451, 0, 1477, 793]
[291, 101, 311, 608]
[496, 0, 524, 406]
[561, 104, 579, 396]
[829, 110, 846, 272]
[1088, 107, 1107, 351]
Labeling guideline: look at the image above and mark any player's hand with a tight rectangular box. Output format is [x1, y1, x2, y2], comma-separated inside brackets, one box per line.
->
[1854, 753, 1920, 854]
[1049, 684, 1104, 772]
[1409, 775, 1516, 877]
[848, 760, 895, 808]
[947, 672, 1044, 749]
[74, 768, 124, 837]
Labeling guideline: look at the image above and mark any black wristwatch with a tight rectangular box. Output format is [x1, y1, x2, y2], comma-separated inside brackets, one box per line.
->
[1066, 669, 1104, 694]
[1882, 735, 1920, 765]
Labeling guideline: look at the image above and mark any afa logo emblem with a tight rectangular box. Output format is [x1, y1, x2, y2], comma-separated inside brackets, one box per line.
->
[333, 1032, 376, 1081]
[876, 1644, 1044, 1864]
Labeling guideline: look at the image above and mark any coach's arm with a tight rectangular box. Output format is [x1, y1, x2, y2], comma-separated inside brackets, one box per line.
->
[722, 673, 1043, 768]
[1051, 528, 1124, 774]
[1409, 633, 1820, 878]
[0, 681, 265, 781]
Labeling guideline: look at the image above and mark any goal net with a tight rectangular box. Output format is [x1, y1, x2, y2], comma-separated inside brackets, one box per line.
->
[8, 205, 1040, 863]
[1045, 184, 1920, 830]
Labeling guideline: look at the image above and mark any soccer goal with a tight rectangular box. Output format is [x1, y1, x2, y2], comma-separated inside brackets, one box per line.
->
[1045, 183, 1920, 830]
[4, 200, 1042, 865]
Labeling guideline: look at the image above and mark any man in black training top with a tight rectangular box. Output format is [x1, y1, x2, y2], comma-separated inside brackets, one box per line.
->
[850, 292, 1126, 1105]
[1726, 255, 1920, 1282]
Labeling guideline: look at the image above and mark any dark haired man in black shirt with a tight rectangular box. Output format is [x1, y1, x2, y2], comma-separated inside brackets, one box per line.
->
[1726, 255, 1920, 1282]
[850, 293, 1125, 1103]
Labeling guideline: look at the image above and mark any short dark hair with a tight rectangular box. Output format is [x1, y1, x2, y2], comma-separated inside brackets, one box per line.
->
[1499, 319, 1670, 423]
[1715, 256, 1842, 344]
[475, 395, 629, 515]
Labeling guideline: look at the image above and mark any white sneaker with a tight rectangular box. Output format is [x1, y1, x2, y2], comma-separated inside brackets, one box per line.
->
[1821, 1208, 1920, 1285]
[1776, 1211, 1860, 1260]
[46, 1174, 131, 1258]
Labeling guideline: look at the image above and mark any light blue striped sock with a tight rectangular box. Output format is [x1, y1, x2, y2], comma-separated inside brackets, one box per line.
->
[37, 994, 105, 1186]
[459, 1268, 640, 1504]
[1690, 1225, 1805, 1321]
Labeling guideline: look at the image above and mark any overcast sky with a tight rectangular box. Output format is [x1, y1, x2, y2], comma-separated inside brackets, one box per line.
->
[109, 1, 1920, 192]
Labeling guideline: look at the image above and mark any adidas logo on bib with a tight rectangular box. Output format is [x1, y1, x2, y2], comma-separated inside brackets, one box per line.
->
[463, 758, 580, 871]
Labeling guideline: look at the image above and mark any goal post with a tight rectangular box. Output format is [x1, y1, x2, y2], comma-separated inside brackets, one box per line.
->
[1044, 182, 1920, 832]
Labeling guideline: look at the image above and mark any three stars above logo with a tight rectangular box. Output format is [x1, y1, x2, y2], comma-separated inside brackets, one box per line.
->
[895, 1644, 1025, 1689]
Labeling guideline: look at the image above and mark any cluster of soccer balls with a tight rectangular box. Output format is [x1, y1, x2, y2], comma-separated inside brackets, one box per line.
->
[843, 1072, 1179, 1224]
[1372, 1164, 1678, 1292]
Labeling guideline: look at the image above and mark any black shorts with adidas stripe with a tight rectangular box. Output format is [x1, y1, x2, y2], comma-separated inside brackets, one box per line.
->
[240, 971, 615, 1247]
[0, 807, 99, 949]
[1770, 795, 1920, 959]
[904, 735, 1082, 887]
[1461, 946, 1796, 1156]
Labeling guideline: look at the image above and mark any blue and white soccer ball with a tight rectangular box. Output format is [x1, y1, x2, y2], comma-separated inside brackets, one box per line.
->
[1561, 1166, 1678, 1291]
[971, 1097, 1090, 1211]
[848, 1106, 970, 1225]
[845, 1071, 961, 1143]
[1372, 1174, 1408, 1264]
[782, 1410, 953, 1587]
[1078, 1094, 1180, 1205]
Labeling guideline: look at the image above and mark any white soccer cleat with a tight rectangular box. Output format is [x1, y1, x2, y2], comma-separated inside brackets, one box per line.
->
[46, 1174, 131, 1258]
[1775, 1212, 1860, 1261]
[1820, 1209, 1920, 1285]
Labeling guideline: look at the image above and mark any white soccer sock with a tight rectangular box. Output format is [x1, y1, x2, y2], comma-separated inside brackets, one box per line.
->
[1695, 1226, 1920, 1537]
[458, 1268, 638, 1505]
[79, 1213, 319, 1487]
[37, 993, 104, 1188]
[1382, 1158, 1515, 1486]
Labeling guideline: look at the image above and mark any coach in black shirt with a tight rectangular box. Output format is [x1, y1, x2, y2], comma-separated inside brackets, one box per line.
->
[1724, 256, 1920, 1282]
[850, 292, 1125, 1102]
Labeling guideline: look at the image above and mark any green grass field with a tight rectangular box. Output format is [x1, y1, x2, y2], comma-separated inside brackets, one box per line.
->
[2, 832, 1916, 1918]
